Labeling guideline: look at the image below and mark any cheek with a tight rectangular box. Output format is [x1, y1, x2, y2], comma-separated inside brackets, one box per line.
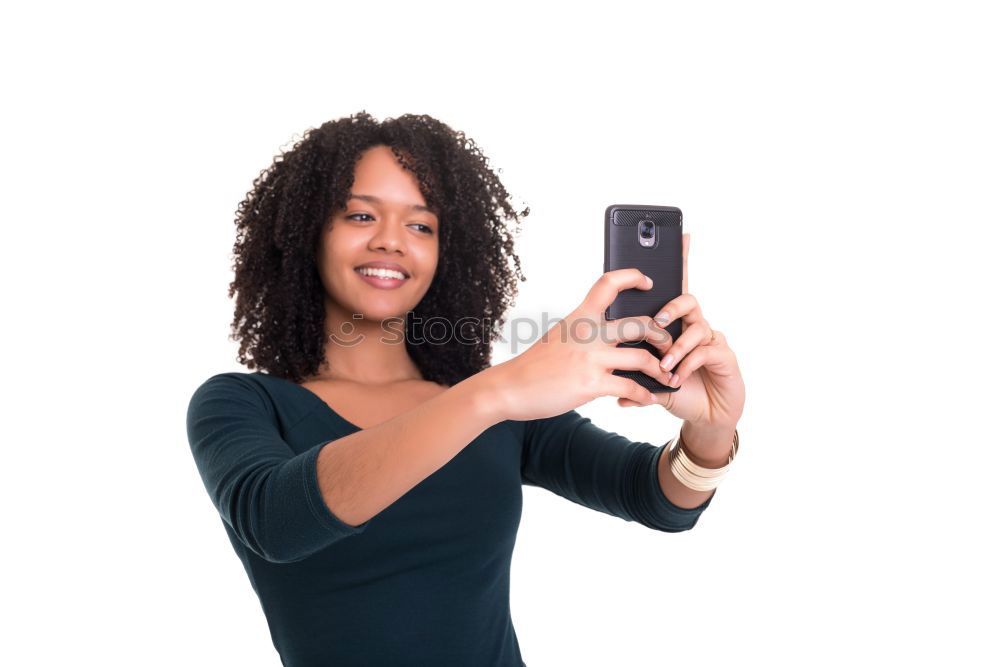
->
[421, 241, 439, 277]
[320, 227, 363, 268]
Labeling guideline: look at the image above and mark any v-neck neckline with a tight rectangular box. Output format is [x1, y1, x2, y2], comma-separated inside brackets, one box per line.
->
[253, 371, 364, 432]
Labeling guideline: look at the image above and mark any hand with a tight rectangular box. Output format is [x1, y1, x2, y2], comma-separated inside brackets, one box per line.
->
[618, 233, 746, 431]
[487, 268, 676, 421]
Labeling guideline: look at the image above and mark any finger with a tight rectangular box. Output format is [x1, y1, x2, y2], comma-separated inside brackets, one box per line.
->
[584, 268, 653, 317]
[657, 320, 713, 374]
[602, 347, 675, 386]
[682, 232, 690, 295]
[624, 315, 673, 354]
[666, 337, 732, 388]
[617, 397, 645, 408]
[602, 315, 659, 345]
[652, 293, 702, 331]
[602, 374, 656, 405]
[642, 322, 674, 353]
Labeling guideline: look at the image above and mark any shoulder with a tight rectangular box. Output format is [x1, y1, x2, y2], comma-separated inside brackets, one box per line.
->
[187, 371, 274, 414]
[189, 370, 260, 396]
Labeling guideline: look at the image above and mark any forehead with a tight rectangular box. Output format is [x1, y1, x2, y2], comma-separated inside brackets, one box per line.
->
[349, 146, 433, 212]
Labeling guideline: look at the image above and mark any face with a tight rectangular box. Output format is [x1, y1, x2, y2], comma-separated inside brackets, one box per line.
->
[316, 145, 440, 323]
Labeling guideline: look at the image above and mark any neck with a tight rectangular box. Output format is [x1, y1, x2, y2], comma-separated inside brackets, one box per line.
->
[309, 301, 423, 385]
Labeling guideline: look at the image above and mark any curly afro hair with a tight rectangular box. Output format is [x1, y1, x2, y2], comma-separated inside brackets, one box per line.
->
[227, 111, 530, 386]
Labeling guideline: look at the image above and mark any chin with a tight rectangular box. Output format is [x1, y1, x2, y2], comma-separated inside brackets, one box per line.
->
[340, 297, 414, 323]
[364, 306, 412, 322]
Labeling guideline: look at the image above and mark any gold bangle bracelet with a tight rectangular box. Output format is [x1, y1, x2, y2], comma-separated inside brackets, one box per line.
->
[668, 428, 739, 492]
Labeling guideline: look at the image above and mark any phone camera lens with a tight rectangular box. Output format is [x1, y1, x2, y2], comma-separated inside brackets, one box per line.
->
[639, 220, 654, 238]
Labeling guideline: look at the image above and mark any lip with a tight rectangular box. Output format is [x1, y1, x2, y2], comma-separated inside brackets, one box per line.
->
[353, 261, 411, 278]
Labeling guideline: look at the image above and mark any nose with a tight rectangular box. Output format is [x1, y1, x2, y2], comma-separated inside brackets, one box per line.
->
[369, 219, 404, 255]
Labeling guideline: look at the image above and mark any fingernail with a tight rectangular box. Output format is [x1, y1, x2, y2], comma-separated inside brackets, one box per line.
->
[645, 276, 653, 287]
[660, 354, 674, 370]
[654, 316, 670, 327]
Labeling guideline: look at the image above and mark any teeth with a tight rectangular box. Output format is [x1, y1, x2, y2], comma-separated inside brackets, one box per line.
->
[357, 267, 406, 280]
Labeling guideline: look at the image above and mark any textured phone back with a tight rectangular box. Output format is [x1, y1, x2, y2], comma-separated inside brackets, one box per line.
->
[603, 205, 683, 392]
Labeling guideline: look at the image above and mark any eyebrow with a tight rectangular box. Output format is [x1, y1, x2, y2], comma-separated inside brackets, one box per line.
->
[347, 193, 434, 214]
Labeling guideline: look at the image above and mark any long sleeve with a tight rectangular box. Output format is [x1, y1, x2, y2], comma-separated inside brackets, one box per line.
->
[520, 410, 714, 532]
[185, 373, 369, 564]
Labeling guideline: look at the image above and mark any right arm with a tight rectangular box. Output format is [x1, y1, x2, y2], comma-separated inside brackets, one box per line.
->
[321, 269, 678, 528]
[186, 370, 505, 564]
[313, 371, 504, 526]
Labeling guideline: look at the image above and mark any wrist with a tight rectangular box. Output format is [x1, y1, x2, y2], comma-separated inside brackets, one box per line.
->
[461, 364, 512, 426]
[679, 420, 738, 468]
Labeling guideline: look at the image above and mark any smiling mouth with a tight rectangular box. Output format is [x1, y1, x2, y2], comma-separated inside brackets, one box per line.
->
[354, 267, 409, 281]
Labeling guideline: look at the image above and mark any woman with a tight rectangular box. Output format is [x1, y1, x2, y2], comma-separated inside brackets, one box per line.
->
[186, 111, 745, 667]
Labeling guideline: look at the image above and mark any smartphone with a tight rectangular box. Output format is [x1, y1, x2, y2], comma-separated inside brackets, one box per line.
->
[604, 204, 683, 393]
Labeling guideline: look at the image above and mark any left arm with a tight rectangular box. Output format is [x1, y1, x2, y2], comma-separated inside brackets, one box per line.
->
[519, 410, 716, 533]
[624, 232, 746, 509]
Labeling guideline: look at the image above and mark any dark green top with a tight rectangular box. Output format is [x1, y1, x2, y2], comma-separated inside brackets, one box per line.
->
[185, 371, 715, 667]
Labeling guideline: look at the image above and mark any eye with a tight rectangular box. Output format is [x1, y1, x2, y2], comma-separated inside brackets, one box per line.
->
[410, 223, 434, 235]
[347, 213, 374, 222]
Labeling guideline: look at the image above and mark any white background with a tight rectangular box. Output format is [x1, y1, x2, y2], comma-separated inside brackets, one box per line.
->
[3, 1, 998, 665]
